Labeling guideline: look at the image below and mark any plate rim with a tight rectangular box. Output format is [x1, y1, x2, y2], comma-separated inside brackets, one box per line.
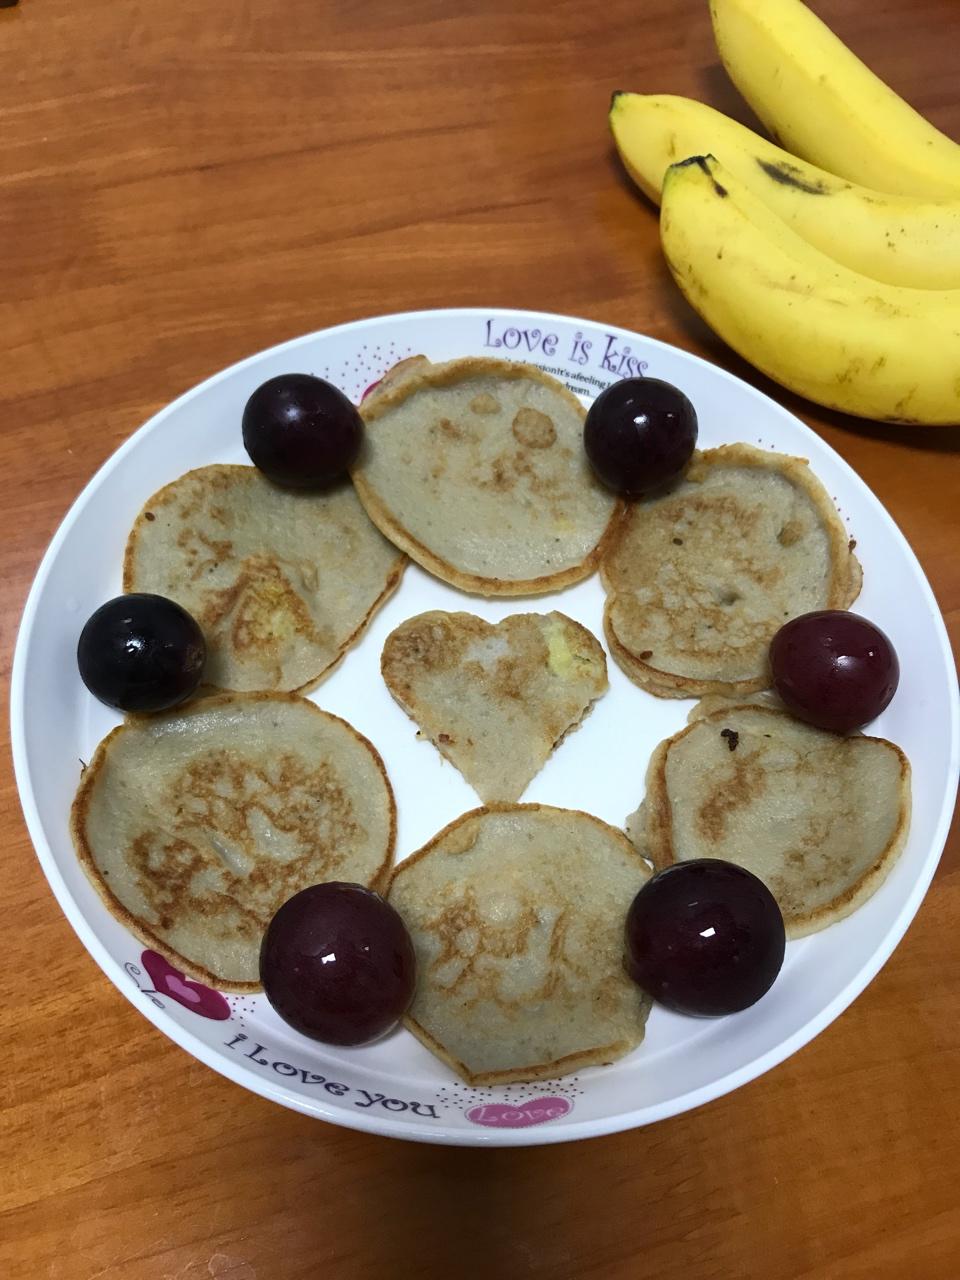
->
[11, 305, 960, 1146]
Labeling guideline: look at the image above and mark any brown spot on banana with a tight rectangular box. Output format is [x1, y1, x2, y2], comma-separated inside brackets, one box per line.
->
[865, 296, 903, 318]
[674, 154, 728, 197]
[893, 387, 920, 417]
[836, 359, 865, 386]
[756, 159, 831, 195]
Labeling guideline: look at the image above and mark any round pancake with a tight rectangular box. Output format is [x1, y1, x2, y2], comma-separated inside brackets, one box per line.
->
[628, 703, 911, 937]
[380, 610, 608, 803]
[352, 357, 623, 596]
[71, 693, 396, 990]
[123, 464, 405, 694]
[601, 443, 862, 698]
[388, 804, 652, 1085]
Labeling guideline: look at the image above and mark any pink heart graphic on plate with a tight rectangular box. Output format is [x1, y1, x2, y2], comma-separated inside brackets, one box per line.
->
[466, 1097, 573, 1128]
[165, 974, 201, 1003]
[140, 951, 231, 1021]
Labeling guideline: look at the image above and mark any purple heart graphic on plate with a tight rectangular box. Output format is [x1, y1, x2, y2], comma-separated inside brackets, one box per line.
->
[140, 951, 231, 1020]
[466, 1097, 573, 1128]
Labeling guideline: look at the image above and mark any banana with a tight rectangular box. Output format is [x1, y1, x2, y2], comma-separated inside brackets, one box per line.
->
[659, 155, 960, 424]
[610, 93, 960, 290]
[710, 0, 960, 199]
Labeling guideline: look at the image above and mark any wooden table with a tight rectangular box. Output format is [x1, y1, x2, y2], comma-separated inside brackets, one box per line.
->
[2, 1, 958, 1275]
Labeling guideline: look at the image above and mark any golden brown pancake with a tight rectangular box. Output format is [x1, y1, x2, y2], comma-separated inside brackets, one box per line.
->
[601, 443, 861, 698]
[123, 464, 405, 694]
[381, 610, 608, 802]
[628, 702, 911, 937]
[389, 804, 652, 1084]
[71, 693, 396, 990]
[352, 357, 623, 596]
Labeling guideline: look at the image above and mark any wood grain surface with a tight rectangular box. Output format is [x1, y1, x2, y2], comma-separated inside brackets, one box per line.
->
[2, 1, 958, 1276]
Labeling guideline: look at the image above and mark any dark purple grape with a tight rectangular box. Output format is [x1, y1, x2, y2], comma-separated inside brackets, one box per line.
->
[260, 883, 416, 1045]
[770, 610, 899, 734]
[625, 859, 785, 1016]
[77, 593, 205, 713]
[583, 377, 698, 497]
[242, 373, 363, 488]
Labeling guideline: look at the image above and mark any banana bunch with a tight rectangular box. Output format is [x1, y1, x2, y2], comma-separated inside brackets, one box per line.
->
[611, 0, 960, 425]
[661, 156, 960, 424]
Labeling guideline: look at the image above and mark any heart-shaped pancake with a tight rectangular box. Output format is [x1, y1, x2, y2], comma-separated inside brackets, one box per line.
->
[381, 611, 608, 803]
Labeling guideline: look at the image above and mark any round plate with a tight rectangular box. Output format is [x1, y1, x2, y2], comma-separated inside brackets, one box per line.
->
[12, 308, 959, 1146]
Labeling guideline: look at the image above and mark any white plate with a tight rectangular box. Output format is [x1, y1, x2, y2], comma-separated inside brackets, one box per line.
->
[11, 308, 959, 1146]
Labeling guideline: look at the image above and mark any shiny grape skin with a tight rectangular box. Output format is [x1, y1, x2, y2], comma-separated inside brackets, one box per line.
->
[260, 883, 417, 1046]
[242, 373, 363, 489]
[770, 610, 899, 734]
[583, 377, 698, 497]
[77, 593, 206, 713]
[625, 860, 785, 1016]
